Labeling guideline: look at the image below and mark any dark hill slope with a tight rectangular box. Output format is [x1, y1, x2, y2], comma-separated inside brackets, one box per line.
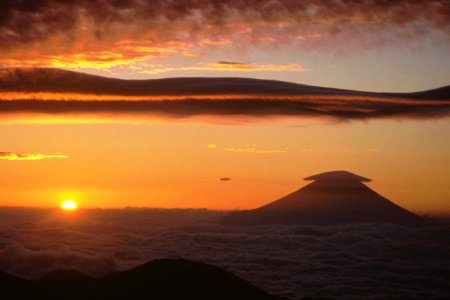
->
[221, 171, 422, 226]
[90, 259, 285, 300]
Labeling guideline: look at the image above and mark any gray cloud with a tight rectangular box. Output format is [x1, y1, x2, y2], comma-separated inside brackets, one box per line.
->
[0, 0, 448, 69]
[0, 208, 449, 299]
[0, 0, 448, 48]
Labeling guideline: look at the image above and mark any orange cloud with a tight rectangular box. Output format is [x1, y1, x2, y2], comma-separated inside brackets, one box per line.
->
[0, 152, 68, 161]
[224, 145, 287, 154]
[0, 41, 188, 69]
[204, 61, 305, 72]
[141, 61, 306, 74]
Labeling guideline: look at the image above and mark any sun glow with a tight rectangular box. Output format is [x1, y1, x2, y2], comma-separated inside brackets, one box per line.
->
[61, 200, 78, 211]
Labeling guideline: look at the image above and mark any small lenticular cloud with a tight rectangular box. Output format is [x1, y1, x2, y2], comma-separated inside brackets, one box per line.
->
[0, 152, 68, 161]
[220, 177, 232, 181]
[224, 145, 287, 154]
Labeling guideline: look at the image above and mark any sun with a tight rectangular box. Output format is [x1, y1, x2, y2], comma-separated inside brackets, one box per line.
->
[61, 200, 78, 211]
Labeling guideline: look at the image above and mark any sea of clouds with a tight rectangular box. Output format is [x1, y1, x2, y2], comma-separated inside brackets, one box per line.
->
[0, 207, 449, 299]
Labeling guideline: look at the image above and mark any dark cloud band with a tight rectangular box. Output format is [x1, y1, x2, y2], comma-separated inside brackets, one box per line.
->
[1, 98, 449, 121]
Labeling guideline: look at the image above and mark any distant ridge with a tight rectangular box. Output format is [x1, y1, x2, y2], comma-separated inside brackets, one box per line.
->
[221, 170, 422, 226]
[0, 67, 448, 99]
[1, 259, 285, 300]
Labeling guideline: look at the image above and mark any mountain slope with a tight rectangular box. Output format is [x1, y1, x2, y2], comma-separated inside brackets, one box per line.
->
[221, 171, 422, 226]
[90, 259, 285, 300]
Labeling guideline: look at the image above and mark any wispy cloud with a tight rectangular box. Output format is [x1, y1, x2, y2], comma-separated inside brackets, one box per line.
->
[224, 145, 287, 154]
[0, 41, 188, 69]
[141, 62, 306, 74]
[0, 152, 68, 161]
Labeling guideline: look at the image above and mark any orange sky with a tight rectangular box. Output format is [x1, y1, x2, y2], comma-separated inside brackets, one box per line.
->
[1, 117, 449, 215]
[0, 1, 449, 215]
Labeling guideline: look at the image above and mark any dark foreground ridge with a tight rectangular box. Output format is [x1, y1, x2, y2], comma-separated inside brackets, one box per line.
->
[221, 170, 422, 226]
[0, 259, 286, 300]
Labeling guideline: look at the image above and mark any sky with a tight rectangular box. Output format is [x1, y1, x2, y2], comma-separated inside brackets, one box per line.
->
[0, 0, 449, 214]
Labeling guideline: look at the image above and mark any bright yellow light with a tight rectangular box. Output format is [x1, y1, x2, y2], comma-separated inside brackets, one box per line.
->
[61, 200, 78, 211]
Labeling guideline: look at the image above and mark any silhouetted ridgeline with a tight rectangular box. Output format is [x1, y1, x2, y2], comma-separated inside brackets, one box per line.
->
[221, 171, 422, 226]
[1, 259, 286, 300]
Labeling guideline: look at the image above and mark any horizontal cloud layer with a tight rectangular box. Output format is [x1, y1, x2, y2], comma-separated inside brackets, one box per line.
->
[0, 208, 449, 299]
[224, 145, 287, 154]
[0, 68, 449, 122]
[141, 61, 306, 74]
[0, 1, 448, 69]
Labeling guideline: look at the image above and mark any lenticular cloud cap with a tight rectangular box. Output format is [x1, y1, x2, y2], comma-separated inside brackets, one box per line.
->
[304, 170, 371, 182]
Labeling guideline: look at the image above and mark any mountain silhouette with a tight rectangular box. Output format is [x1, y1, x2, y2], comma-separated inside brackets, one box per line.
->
[1, 259, 285, 300]
[89, 259, 284, 300]
[221, 170, 422, 226]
